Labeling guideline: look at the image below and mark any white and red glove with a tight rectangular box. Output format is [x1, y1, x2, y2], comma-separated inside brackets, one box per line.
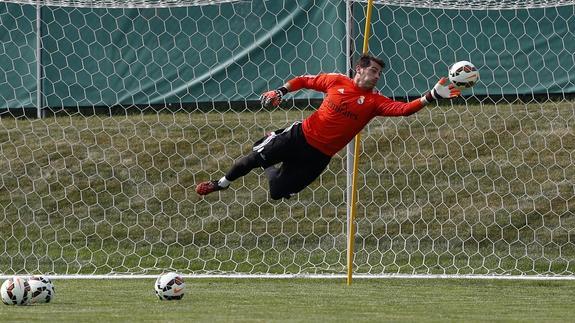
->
[422, 77, 461, 104]
[260, 87, 288, 108]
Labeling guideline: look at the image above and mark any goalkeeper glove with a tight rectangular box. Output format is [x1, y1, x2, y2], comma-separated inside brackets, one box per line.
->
[260, 87, 288, 108]
[422, 77, 461, 104]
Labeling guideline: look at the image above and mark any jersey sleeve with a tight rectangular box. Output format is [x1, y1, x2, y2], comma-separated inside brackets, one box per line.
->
[287, 73, 344, 93]
[374, 95, 425, 117]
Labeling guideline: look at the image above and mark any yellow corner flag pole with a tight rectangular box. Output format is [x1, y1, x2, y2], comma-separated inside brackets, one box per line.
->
[347, 0, 374, 286]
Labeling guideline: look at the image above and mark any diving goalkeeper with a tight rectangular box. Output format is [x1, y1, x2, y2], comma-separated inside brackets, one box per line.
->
[196, 54, 460, 200]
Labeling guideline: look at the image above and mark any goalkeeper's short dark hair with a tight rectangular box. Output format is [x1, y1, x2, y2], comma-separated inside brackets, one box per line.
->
[356, 54, 385, 69]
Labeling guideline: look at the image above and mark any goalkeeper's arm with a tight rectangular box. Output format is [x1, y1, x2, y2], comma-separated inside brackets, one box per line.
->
[260, 83, 291, 108]
[376, 77, 462, 117]
[420, 77, 461, 104]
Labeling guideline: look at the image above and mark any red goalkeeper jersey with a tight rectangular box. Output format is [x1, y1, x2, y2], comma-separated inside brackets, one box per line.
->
[287, 73, 425, 156]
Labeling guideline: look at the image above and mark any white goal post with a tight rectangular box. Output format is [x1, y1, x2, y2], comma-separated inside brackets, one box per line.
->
[0, 0, 574, 279]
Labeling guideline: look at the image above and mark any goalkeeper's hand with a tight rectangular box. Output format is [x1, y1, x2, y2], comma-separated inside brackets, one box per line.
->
[260, 89, 284, 108]
[423, 77, 461, 103]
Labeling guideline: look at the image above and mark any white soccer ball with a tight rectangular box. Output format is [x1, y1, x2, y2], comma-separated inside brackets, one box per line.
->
[1, 276, 31, 306]
[154, 272, 185, 300]
[448, 60, 479, 89]
[28, 276, 55, 304]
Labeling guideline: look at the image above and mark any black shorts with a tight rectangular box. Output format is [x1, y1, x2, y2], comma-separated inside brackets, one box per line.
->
[252, 122, 331, 196]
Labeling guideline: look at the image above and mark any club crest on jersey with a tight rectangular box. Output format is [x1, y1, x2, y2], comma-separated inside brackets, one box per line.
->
[357, 96, 365, 104]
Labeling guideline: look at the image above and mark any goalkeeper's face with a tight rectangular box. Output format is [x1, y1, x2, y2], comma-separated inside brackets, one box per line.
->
[354, 61, 383, 90]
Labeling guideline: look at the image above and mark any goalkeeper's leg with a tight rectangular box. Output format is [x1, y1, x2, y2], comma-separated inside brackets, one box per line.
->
[196, 151, 266, 196]
[196, 122, 321, 197]
[196, 144, 329, 199]
[225, 152, 266, 181]
[265, 152, 330, 200]
[225, 124, 294, 181]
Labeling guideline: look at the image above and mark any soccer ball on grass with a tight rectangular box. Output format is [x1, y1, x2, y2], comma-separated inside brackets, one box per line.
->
[155, 272, 185, 300]
[1, 276, 31, 305]
[28, 275, 55, 304]
[448, 60, 479, 89]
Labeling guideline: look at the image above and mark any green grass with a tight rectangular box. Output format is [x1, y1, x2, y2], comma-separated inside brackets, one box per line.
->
[1, 278, 575, 322]
[0, 102, 574, 275]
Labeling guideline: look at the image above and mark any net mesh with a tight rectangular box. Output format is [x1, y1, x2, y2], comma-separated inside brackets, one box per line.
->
[0, 0, 243, 8]
[0, 0, 573, 276]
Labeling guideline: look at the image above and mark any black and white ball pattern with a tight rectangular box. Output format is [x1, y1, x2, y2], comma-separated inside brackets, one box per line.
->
[1, 276, 31, 306]
[155, 272, 185, 300]
[28, 276, 55, 304]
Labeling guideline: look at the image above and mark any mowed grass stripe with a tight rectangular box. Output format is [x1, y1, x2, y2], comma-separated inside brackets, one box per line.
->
[2, 278, 575, 322]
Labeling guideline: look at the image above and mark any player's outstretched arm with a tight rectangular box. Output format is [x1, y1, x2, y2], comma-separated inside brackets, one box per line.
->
[375, 77, 462, 116]
[260, 83, 291, 108]
[421, 77, 461, 104]
[260, 74, 336, 108]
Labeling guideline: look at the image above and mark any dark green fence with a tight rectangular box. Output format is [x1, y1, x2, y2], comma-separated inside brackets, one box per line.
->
[0, 1, 573, 109]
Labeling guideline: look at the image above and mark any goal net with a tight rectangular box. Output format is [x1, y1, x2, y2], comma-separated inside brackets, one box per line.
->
[0, 0, 573, 277]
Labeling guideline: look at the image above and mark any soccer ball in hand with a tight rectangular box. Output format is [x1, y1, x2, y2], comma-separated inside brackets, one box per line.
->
[448, 60, 479, 89]
[155, 272, 185, 300]
[1, 276, 31, 306]
[28, 276, 55, 304]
